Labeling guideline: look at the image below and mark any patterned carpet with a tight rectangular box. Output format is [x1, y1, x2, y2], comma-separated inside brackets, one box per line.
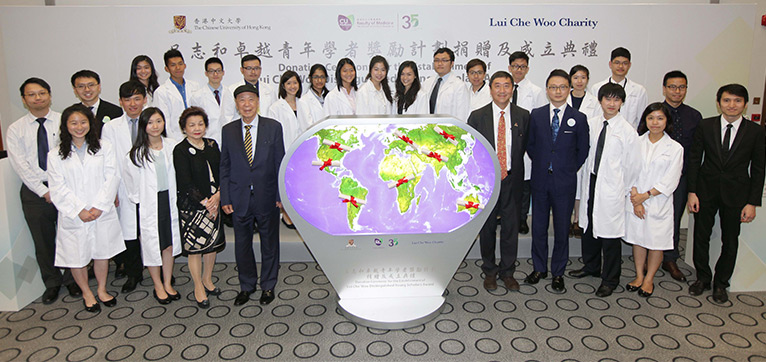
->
[1, 252, 766, 362]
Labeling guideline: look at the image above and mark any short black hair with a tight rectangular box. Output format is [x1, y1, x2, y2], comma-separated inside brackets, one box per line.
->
[597, 83, 626, 102]
[489, 71, 513, 88]
[241, 54, 261, 67]
[205, 57, 224, 71]
[20, 77, 51, 97]
[179, 106, 209, 130]
[433, 48, 455, 62]
[508, 51, 529, 65]
[466, 58, 487, 73]
[70, 70, 100, 87]
[163, 49, 184, 66]
[119, 80, 147, 99]
[546, 69, 571, 87]
[637, 102, 674, 136]
[663, 70, 687, 86]
[610, 47, 631, 61]
[716, 83, 749, 104]
[569, 65, 590, 79]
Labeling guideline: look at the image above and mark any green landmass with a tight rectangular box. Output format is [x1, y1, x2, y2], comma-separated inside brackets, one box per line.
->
[402, 124, 468, 175]
[457, 194, 481, 215]
[339, 177, 368, 229]
[314, 128, 360, 174]
[379, 153, 425, 213]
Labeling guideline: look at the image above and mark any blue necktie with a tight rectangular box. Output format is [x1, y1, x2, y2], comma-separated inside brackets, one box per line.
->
[36, 118, 48, 171]
[551, 108, 560, 143]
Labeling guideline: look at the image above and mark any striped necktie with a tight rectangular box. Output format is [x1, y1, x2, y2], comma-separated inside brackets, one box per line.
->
[244, 125, 253, 166]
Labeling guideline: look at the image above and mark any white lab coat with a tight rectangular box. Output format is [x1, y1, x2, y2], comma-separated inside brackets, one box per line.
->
[303, 90, 327, 125]
[394, 89, 428, 115]
[578, 113, 641, 238]
[189, 85, 236, 145]
[267, 98, 314, 148]
[355, 80, 393, 115]
[122, 137, 182, 266]
[154, 78, 201, 142]
[515, 78, 548, 181]
[624, 133, 683, 250]
[323, 87, 356, 116]
[591, 77, 648, 130]
[100, 115, 138, 240]
[467, 82, 492, 112]
[421, 72, 471, 122]
[48, 141, 125, 268]
[567, 91, 602, 121]
[228, 80, 276, 117]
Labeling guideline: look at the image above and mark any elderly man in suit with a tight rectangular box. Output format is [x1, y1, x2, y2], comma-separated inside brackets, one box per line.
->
[687, 83, 765, 304]
[525, 69, 589, 291]
[70, 70, 123, 137]
[468, 71, 530, 291]
[220, 84, 285, 306]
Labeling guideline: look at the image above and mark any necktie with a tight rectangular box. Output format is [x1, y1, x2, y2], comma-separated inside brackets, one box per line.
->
[551, 108, 560, 143]
[497, 111, 508, 180]
[89, 106, 94, 114]
[214, 90, 221, 105]
[129, 118, 138, 144]
[593, 121, 608, 176]
[722, 124, 733, 159]
[429, 77, 442, 114]
[244, 125, 254, 166]
[670, 108, 683, 141]
[512, 84, 518, 106]
[36, 118, 48, 171]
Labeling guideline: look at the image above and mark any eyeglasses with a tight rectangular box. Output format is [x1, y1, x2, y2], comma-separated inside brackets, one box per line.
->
[433, 58, 452, 64]
[206, 69, 223, 74]
[510, 65, 528, 71]
[547, 85, 570, 92]
[75, 83, 98, 90]
[665, 85, 687, 91]
[25, 90, 49, 98]
[611, 61, 630, 67]
[243, 66, 261, 71]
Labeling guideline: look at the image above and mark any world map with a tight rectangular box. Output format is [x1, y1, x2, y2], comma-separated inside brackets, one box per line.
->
[282, 123, 496, 235]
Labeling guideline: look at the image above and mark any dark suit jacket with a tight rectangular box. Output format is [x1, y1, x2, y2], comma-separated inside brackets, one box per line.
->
[220, 116, 285, 218]
[77, 99, 123, 137]
[526, 104, 589, 195]
[688, 116, 765, 208]
[468, 102, 530, 192]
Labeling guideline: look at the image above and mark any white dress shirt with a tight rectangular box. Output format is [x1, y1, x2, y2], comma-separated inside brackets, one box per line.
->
[242, 115, 259, 162]
[492, 102, 512, 171]
[6, 110, 62, 197]
[720, 116, 742, 149]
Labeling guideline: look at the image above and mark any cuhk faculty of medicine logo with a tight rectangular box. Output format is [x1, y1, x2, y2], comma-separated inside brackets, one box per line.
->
[338, 14, 354, 31]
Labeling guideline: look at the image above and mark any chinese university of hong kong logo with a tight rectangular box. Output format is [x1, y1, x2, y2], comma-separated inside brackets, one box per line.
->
[338, 14, 353, 31]
[170, 15, 192, 33]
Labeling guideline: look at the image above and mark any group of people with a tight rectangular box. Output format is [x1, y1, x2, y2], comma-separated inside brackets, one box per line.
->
[5, 44, 764, 314]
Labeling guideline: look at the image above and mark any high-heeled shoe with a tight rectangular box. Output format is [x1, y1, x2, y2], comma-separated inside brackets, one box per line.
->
[197, 298, 210, 309]
[153, 290, 171, 305]
[98, 295, 117, 307]
[83, 299, 101, 313]
[638, 286, 653, 298]
[625, 283, 640, 292]
[166, 291, 182, 301]
[205, 286, 222, 296]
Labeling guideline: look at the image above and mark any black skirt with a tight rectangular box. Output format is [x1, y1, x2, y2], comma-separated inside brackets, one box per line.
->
[157, 190, 173, 251]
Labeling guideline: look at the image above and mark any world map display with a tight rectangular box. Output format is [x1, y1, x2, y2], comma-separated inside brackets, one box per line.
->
[283, 123, 496, 235]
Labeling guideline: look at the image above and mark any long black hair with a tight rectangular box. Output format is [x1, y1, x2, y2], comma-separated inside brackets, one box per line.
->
[637, 102, 674, 136]
[58, 104, 101, 160]
[278, 71, 303, 99]
[130, 107, 167, 167]
[308, 64, 329, 98]
[130, 55, 160, 96]
[395, 61, 421, 114]
[335, 58, 357, 91]
[365, 55, 393, 104]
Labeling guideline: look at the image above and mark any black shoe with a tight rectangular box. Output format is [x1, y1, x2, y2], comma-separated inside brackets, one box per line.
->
[638, 287, 653, 298]
[260, 290, 275, 305]
[223, 213, 233, 228]
[166, 291, 181, 301]
[551, 276, 565, 292]
[595, 285, 614, 297]
[83, 299, 100, 313]
[688, 280, 711, 296]
[197, 298, 210, 309]
[98, 295, 117, 307]
[712, 287, 728, 303]
[524, 271, 548, 284]
[153, 290, 171, 305]
[121, 277, 141, 293]
[205, 286, 222, 296]
[171, 275, 176, 286]
[42, 286, 60, 304]
[66, 283, 82, 297]
[114, 264, 127, 279]
[519, 219, 529, 234]
[234, 290, 253, 306]
[568, 268, 600, 279]
[281, 218, 296, 230]
[625, 283, 640, 292]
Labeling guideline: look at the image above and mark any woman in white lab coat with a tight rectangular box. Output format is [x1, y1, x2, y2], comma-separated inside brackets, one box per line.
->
[48, 104, 124, 312]
[394, 60, 426, 115]
[356, 55, 393, 115]
[323, 58, 357, 116]
[123, 107, 182, 305]
[624, 103, 683, 297]
[268, 70, 314, 148]
[304, 64, 329, 123]
[130, 55, 160, 107]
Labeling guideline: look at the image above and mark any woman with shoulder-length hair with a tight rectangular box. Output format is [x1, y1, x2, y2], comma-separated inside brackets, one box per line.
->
[129, 55, 160, 107]
[123, 107, 182, 305]
[625, 102, 683, 297]
[304, 64, 329, 122]
[323, 58, 358, 116]
[48, 104, 125, 312]
[356, 55, 393, 115]
[268, 70, 314, 147]
[395, 60, 426, 115]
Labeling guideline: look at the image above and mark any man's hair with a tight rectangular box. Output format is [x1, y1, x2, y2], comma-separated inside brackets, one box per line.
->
[205, 57, 224, 71]
[466, 58, 487, 73]
[433, 48, 455, 62]
[508, 51, 529, 65]
[597, 83, 626, 102]
[20, 77, 51, 96]
[546, 69, 571, 87]
[163, 49, 184, 66]
[489, 71, 514, 88]
[610, 47, 631, 61]
[716, 84, 749, 104]
[119, 80, 147, 99]
[241, 54, 261, 67]
[70, 70, 100, 87]
[663, 70, 687, 86]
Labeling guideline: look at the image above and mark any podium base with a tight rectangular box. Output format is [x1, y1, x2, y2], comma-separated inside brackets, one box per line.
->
[338, 295, 444, 330]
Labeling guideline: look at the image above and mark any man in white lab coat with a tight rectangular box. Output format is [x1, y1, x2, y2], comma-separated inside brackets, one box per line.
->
[569, 83, 640, 297]
[466, 58, 492, 112]
[154, 49, 200, 141]
[421, 47, 470, 122]
[189, 57, 235, 145]
[590, 47, 648, 131]
[508, 51, 547, 235]
[100, 80, 147, 293]
[228, 54, 276, 116]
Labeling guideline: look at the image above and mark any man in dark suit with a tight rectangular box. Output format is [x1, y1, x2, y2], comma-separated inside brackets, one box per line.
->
[70, 70, 123, 137]
[525, 69, 589, 291]
[468, 71, 530, 291]
[220, 84, 285, 306]
[687, 83, 765, 304]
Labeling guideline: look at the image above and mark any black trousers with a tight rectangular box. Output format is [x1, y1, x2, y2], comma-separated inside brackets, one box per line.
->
[520, 180, 531, 221]
[480, 173, 520, 278]
[233, 193, 280, 292]
[692, 195, 741, 288]
[20, 185, 73, 288]
[113, 205, 144, 279]
[580, 175, 622, 288]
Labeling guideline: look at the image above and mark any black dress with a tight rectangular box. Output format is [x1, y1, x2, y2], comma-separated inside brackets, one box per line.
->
[173, 138, 225, 255]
